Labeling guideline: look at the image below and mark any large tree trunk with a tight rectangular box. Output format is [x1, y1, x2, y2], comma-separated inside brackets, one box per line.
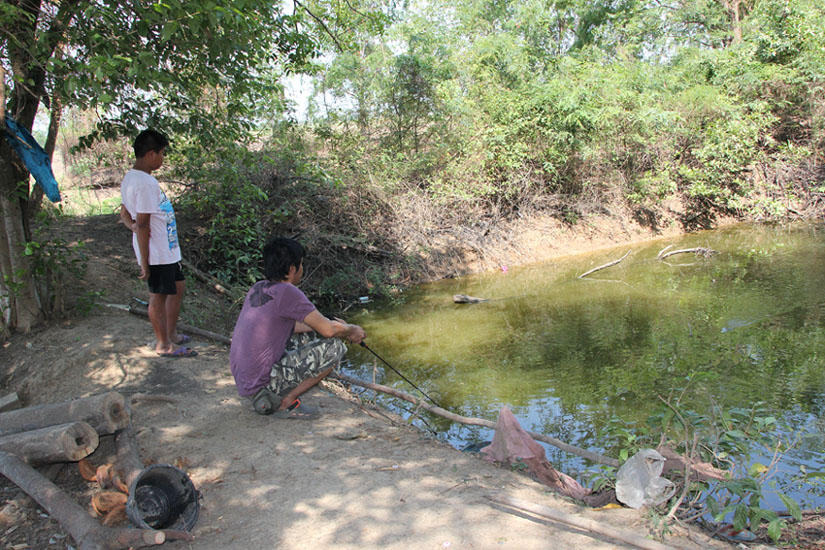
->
[0, 0, 62, 334]
[0, 145, 42, 332]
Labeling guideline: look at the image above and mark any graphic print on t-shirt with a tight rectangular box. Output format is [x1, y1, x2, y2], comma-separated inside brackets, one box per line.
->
[249, 281, 277, 307]
[159, 191, 179, 252]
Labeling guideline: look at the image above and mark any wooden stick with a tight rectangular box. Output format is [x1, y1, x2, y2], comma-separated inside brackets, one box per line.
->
[127, 306, 232, 345]
[658, 247, 717, 260]
[578, 250, 632, 279]
[0, 422, 98, 465]
[487, 494, 680, 550]
[180, 259, 244, 302]
[0, 392, 129, 437]
[332, 373, 618, 467]
[0, 450, 193, 550]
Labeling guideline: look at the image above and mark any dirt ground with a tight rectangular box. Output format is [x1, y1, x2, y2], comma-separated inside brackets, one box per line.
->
[0, 212, 784, 550]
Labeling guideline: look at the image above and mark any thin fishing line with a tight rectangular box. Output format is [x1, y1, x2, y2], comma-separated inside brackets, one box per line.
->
[359, 342, 442, 408]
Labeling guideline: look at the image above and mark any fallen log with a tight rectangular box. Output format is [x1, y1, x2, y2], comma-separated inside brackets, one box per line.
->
[0, 422, 99, 465]
[0, 463, 62, 528]
[180, 259, 244, 302]
[657, 247, 717, 260]
[0, 392, 130, 437]
[332, 373, 618, 467]
[454, 294, 489, 304]
[578, 250, 632, 279]
[127, 306, 232, 345]
[0, 450, 193, 550]
[486, 494, 679, 550]
[114, 424, 145, 489]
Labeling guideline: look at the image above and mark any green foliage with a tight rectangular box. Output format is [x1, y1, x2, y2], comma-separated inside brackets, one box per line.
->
[175, 145, 281, 286]
[597, 376, 810, 543]
[23, 216, 89, 318]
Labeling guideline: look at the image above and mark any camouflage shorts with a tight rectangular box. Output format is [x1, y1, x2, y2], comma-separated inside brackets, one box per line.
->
[268, 332, 346, 398]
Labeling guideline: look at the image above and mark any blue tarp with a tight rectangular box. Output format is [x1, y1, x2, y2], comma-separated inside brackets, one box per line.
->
[3, 114, 61, 202]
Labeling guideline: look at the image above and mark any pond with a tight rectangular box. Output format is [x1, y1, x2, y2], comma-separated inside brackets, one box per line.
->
[343, 222, 825, 510]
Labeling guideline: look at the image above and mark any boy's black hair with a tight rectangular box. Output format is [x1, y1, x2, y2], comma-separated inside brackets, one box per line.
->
[133, 129, 169, 158]
[263, 237, 306, 281]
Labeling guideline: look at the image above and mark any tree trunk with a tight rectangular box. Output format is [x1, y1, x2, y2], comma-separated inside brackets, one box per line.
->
[0, 146, 42, 332]
[0, 450, 193, 550]
[0, 392, 130, 437]
[0, 422, 99, 465]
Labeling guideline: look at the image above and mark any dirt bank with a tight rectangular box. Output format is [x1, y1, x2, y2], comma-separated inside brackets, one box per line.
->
[1, 212, 746, 550]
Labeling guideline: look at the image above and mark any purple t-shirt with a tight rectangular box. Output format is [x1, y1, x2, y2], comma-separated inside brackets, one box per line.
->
[229, 281, 316, 396]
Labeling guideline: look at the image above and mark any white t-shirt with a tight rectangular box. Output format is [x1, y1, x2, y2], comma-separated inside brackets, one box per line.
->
[120, 169, 182, 266]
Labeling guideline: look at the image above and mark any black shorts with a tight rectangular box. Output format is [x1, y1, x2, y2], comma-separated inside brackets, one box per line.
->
[147, 262, 184, 295]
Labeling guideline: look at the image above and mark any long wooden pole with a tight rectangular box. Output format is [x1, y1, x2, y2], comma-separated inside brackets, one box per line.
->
[127, 306, 232, 345]
[332, 373, 619, 467]
[487, 494, 679, 550]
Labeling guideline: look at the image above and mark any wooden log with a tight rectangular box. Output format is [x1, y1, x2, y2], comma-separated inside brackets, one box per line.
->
[332, 373, 619, 467]
[114, 424, 145, 489]
[0, 463, 62, 528]
[0, 422, 99, 465]
[127, 306, 232, 345]
[0, 392, 130, 437]
[454, 294, 489, 304]
[180, 259, 244, 302]
[0, 450, 194, 550]
[487, 494, 679, 550]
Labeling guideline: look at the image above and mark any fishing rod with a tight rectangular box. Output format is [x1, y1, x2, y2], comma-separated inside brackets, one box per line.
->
[359, 342, 442, 408]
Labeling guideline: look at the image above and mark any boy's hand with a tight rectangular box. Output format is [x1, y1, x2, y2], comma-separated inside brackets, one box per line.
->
[139, 262, 150, 280]
[334, 317, 366, 344]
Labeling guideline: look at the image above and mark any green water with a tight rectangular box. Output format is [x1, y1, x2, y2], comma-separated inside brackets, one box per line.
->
[344, 222, 825, 507]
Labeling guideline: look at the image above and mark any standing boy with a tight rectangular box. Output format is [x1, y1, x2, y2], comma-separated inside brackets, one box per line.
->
[230, 237, 366, 418]
[120, 129, 196, 358]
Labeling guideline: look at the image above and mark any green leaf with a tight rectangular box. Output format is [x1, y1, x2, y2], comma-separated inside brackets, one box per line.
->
[747, 462, 768, 477]
[777, 493, 802, 521]
[706, 496, 720, 517]
[715, 504, 737, 523]
[767, 518, 785, 542]
[733, 503, 748, 531]
[161, 21, 179, 42]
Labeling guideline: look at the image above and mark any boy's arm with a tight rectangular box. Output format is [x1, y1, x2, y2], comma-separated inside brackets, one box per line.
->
[135, 213, 151, 280]
[300, 310, 366, 344]
[119, 205, 136, 232]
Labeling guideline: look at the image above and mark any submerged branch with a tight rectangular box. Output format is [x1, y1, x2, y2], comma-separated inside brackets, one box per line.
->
[658, 247, 717, 260]
[577, 250, 632, 279]
[332, 373, 618, 467]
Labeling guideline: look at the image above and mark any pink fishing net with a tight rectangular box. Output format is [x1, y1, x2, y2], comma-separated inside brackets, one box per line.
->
[481, 407, 615, 506]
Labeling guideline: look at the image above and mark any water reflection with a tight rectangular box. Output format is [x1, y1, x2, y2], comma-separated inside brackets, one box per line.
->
[344, 222, 825, 507]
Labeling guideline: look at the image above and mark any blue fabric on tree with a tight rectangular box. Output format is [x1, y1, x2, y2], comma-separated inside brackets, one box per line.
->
[3, 114, 61, 202]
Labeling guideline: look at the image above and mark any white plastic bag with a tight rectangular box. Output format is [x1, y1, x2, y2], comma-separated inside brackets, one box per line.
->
[615, 449, 677, 508]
